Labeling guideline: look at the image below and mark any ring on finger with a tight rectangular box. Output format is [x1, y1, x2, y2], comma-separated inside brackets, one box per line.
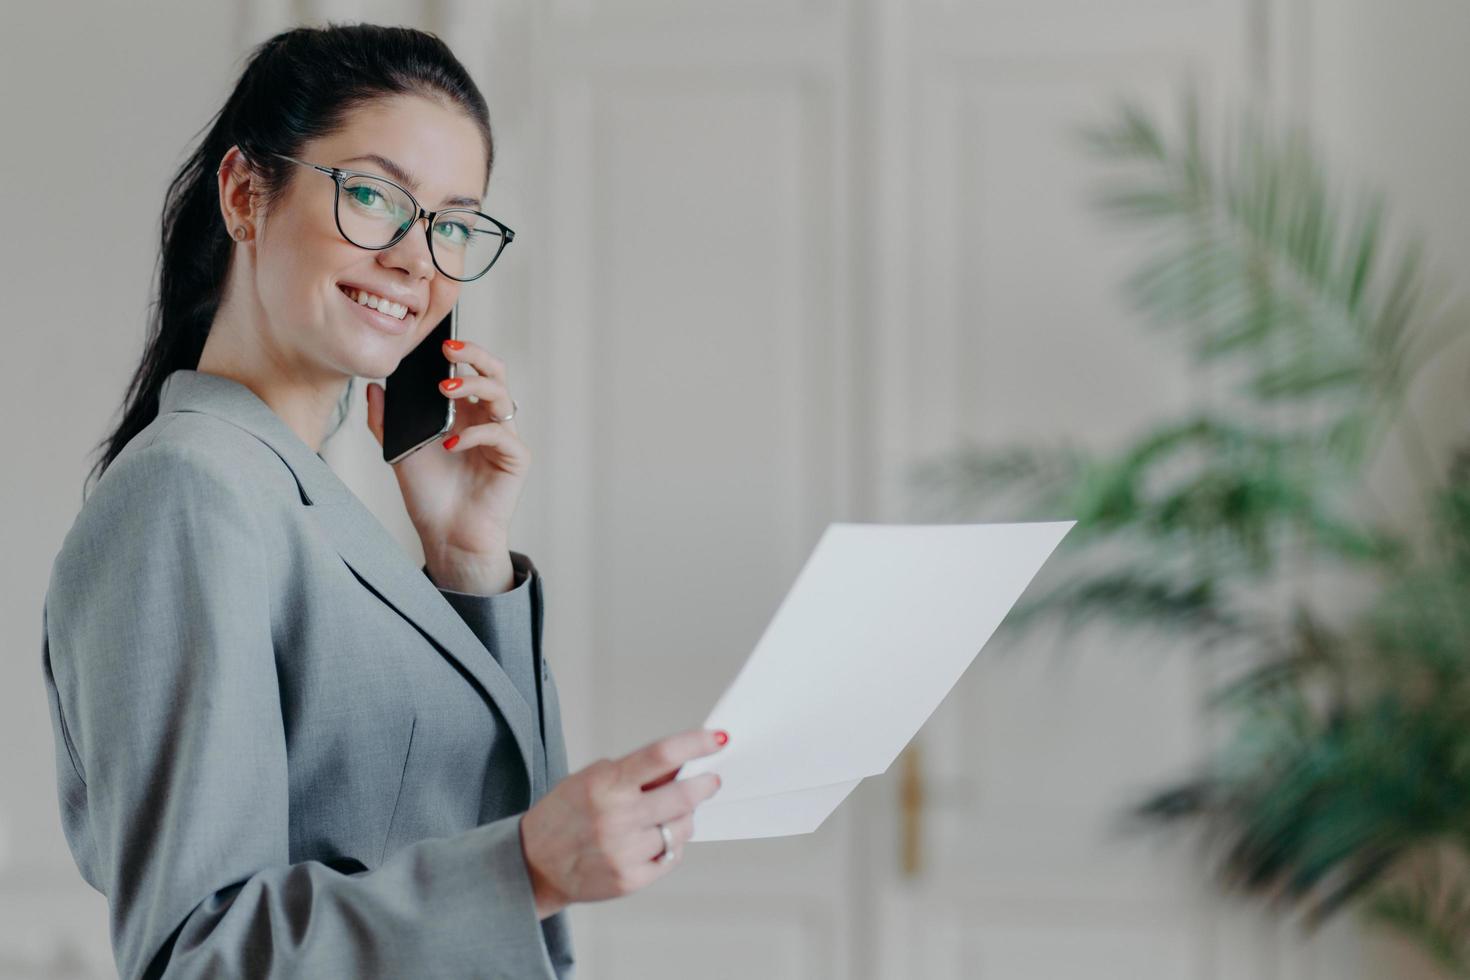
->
[459, 391, 517, 422]
[655, 821, 676, 865]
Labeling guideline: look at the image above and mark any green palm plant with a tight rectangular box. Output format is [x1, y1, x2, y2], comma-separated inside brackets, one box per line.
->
[910, 90, 1470, 973]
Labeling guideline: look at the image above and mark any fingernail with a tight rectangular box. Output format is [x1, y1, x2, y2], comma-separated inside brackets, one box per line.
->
[714, 730, 728, 746]
[443, 434, 460, 450]
[440, 378, 463, 391]
[443, 339, 465, 350]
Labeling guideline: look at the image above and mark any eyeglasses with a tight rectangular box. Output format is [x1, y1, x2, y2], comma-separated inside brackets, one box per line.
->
[270, 152, 515, 282]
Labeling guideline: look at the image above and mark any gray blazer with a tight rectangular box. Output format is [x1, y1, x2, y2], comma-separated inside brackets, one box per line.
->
[39, 368, 575, 979]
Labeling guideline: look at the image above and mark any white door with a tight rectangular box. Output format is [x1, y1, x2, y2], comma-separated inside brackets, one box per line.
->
[857, 1, 1382, 977]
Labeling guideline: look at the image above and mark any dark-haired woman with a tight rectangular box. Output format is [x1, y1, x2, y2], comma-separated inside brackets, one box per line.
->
[39, 23, 725, 979]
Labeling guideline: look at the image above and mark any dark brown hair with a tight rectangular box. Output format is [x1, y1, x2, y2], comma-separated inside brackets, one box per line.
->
[84, 22, 494, 500]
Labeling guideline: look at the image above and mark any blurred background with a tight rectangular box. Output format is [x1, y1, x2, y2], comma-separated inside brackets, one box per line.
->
[5, 1, 1470, 977]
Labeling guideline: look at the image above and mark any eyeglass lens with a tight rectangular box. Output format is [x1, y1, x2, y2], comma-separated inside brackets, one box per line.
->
[337, 172, 505, 280]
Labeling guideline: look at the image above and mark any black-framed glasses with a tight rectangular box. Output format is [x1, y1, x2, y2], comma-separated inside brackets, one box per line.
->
[271, 152, 515, 282]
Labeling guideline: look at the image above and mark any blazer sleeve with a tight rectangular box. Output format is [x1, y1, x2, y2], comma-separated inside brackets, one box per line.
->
[426, 552, 543, 737]
[43, 442, 556, 980]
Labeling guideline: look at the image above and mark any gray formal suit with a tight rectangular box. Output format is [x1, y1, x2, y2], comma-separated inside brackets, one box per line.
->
[39, 368, 575, 979]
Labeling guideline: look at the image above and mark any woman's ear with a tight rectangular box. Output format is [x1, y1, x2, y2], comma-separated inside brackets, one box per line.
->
[217, 145, 259, 241]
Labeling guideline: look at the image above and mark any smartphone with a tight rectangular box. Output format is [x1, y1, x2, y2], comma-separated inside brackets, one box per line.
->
[382, 302, 459, 463]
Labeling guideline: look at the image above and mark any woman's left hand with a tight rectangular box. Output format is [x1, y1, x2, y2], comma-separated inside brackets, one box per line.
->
[365, 337, 530, 593]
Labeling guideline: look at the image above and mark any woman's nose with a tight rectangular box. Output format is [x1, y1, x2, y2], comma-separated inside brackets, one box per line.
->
[382, 215, 437, 279]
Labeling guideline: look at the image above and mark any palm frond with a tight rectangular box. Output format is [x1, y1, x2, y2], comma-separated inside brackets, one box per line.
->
[915, 90, 1470, 964]
[1085, 92, 1439, 436]
[998, 564, 1241, 642]
[1369, 856, 1470, 977]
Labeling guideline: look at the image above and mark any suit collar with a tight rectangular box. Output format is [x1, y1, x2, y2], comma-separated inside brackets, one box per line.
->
[156, 369, 546, 802]
[158, 368, 348, 506]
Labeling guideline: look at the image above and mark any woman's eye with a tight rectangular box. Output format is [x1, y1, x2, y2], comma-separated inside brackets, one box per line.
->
[434, 220, 471, 246]
[349, 186, 386, 209]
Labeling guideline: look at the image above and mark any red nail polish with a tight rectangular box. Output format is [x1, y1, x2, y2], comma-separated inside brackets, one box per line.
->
[443, 434, 460, 450]
[444, 339, 465, 350]
[714, 730, 728, 746]
[441, 378, 463, 391]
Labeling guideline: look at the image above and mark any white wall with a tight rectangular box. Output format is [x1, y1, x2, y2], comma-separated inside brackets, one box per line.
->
[1, 3, 243, 974]
[1303, 3, 1470, 973]
[1305, 0, 1470, 534]
[3, 1, 1467, 977]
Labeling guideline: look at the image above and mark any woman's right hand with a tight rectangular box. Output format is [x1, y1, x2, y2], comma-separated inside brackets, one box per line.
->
[518, 727, 729, 919]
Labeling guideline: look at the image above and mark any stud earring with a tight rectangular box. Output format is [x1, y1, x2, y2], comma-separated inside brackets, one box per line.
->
[232, 226, 246, 241]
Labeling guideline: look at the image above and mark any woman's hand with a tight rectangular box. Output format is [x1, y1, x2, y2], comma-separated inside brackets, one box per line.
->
[365, 338, 529, 592]
[519, 728, 729, 919]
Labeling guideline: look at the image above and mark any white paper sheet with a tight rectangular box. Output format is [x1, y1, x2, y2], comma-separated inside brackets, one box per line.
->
[684, 520, 1075, 841]
[691, 778, 863, 841]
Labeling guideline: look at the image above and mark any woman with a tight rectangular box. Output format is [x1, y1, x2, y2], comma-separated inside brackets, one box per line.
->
[39, 23, 726, 979]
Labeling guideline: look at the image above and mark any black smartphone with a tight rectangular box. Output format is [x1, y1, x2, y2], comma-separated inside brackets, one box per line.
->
[382, 302, 459, 463]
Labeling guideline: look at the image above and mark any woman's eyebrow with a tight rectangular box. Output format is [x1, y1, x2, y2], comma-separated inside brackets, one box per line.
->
[338, 153, 483, 209]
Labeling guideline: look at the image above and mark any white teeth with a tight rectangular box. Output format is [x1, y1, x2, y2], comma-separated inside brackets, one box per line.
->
[344, 286, 409, 320]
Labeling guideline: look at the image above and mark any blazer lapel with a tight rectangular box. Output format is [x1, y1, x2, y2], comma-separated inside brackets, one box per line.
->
[156, 368, 544, 802]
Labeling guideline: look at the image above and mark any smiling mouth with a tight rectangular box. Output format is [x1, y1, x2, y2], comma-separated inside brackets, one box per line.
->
[338, 283, 415, 322]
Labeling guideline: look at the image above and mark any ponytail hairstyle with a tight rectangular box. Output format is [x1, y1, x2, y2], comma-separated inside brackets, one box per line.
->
[84, 22, 495, 500]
